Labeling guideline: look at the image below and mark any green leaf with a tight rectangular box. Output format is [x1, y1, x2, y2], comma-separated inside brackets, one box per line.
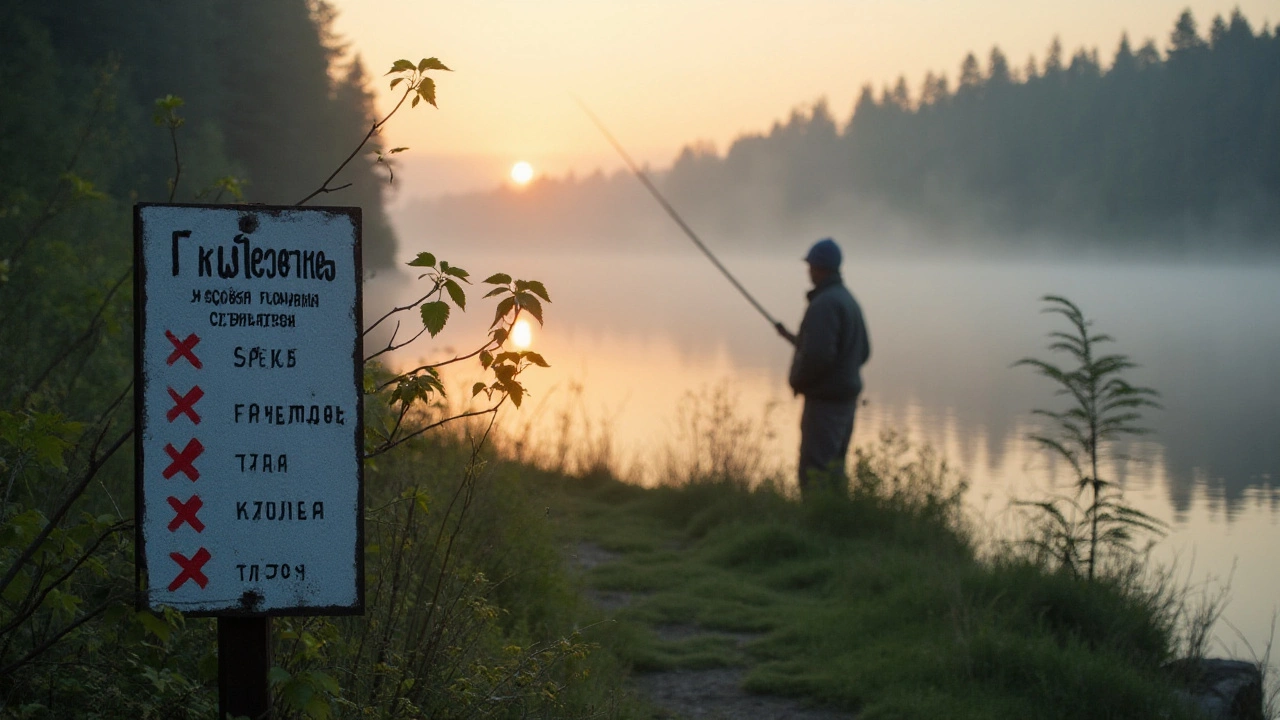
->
[522, 351, 549, 367]
[411, 95, 420, 108]
[390, 77, 404, 89]
[281, 679, 314, 709]
[491, 296, 516, 328]
[444, 279, 466, 310]
[418, 78, 438, 107]
[199, 650, 219, 681]
[444, 265, 470, 280]
[312, 671, 341, 696]
[506, 381, 524, 408]
[516, 293, 544, 325]
[472, 382, 487, 397]
[483, 287, 507, 299]
[491, 327, 508, 344]
[407, 252, 435, 268]
[419, 57, 451, 71]
[305, 695, 333, 720]
[137, 611, 172, 644]
[388, 147, 409, 154]
[269, 667, 292, 685]
[484, 273, 512, 285]
[420, 301, 450, 337]
[388, 59, 415, 74]
[523, 280, 551, 302]
[479, 350, 493, 369]
[63, 173, 106, 201]
[2, 570, 31, 604]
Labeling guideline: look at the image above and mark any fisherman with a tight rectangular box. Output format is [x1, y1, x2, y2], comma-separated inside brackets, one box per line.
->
[775, 238, 871, 497]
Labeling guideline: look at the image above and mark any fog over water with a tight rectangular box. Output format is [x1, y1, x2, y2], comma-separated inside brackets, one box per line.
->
[366, 237, 1280, 661]
[352, 0, 1280, 682]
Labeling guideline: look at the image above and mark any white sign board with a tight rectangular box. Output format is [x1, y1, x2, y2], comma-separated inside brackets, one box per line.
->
[134, 204, 363, 615]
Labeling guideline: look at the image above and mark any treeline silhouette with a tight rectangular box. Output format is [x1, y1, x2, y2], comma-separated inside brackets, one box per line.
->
[2, 0, 399, 266]
[408, 8, 1279, 255]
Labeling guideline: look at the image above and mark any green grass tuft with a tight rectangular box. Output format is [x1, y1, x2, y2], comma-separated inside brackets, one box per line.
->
[525, 431, 1209, 719]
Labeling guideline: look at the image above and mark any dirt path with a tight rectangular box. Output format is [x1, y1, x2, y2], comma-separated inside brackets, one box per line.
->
[570, 542, 856, 720]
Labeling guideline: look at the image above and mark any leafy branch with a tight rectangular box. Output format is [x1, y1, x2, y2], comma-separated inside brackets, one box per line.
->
[362, 257, 551, 459]
[296, 57, 450, 206]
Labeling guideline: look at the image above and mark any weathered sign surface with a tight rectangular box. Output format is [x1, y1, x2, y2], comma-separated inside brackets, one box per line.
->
[134, 204, 363, 615]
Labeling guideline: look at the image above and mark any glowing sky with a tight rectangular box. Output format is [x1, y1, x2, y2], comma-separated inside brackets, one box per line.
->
[330, 1, 1277, 199]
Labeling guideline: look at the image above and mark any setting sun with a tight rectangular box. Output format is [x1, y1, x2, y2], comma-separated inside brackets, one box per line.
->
[510, 161, 534, 185]
[510, 318, 533, 348]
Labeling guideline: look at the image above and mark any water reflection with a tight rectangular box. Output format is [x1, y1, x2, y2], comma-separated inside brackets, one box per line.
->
[364, 250, 1280, 656]
[368, 252, 1280, 512]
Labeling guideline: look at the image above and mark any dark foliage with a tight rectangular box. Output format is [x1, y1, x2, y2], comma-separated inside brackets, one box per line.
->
[0, 2, 402, 713]
[6, 0, 399, 267]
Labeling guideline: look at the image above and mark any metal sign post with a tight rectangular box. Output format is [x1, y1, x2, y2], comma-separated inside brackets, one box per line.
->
[134, 204, 364, 717]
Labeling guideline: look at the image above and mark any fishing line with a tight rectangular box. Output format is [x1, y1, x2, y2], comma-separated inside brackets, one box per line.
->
[575, 97, 780, 327]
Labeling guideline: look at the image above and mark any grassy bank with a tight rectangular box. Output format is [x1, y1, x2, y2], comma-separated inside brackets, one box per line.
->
[514, 431, 1213, 720]
[0, 413, 1227, 718]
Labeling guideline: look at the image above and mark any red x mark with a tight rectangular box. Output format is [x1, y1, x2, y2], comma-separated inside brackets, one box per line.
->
[162, 439, 204, 481]
[165, 330, 203, 369]
[168, 547, 211, 591]
[166, 495, 205, 532]
[166, 386, 204, 424]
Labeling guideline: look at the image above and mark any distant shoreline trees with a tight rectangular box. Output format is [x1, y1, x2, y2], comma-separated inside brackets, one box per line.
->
[411, 8, 1280, 254]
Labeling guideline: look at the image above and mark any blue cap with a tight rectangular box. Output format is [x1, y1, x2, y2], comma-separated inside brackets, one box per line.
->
[804, 238, 841, 269]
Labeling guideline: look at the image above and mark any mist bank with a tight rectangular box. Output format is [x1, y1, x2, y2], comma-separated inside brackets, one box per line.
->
[401, 8, 1279, 259]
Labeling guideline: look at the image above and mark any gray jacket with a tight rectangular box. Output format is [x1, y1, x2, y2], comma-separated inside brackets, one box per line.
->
[788, 274, 870, 402]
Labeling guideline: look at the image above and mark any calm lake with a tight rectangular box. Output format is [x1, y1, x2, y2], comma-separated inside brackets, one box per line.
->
[367, 248, 1280, 661]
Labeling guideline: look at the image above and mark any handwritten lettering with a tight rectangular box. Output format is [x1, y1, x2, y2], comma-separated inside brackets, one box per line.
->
[235, 500, 324, 521]
[209, 312, 296, 328]
[233, 346, 297, 369]
[235, 454, 287, 473]
[171, 230, 192, 276]
[201, 288, 252, 306]
[234, 403, 346, 426]
[236, 563, 306, 582]
[188, 233, 336, 282]
[258, 291, 320, 308]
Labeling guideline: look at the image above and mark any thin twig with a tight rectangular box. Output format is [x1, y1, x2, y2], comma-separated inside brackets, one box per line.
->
[0, 427, 133, 598]
[364, 325, 428, 364]
[364, 405, 501, 460]
[373, 341, 497, 394]
[0, 598, 115, 677]
[381, 403, 413, 450]
[0, 521, 132, 637]
[364, 283, 442, 337]
[296, 84, 416, 206]
[20, 267, 131, 406]
[166, 123, 181, 202]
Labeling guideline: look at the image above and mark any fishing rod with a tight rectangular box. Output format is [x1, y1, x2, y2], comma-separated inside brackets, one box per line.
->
[575, 98, 781, 328]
